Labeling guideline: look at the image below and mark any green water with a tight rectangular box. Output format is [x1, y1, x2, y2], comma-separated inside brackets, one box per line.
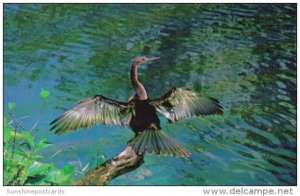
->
[4, 4, 296, 185]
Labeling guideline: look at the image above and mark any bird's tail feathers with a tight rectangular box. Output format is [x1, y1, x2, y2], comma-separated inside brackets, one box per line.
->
[128, 129, 190, 157]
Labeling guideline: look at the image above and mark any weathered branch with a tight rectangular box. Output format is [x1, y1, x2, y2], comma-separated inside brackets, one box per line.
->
[74, 147, 144, 185]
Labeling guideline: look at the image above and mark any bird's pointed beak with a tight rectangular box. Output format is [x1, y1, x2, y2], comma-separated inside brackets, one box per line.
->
[146, 57, 160, 62]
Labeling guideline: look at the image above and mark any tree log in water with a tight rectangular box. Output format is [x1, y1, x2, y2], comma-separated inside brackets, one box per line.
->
[74, 147, 144, 185]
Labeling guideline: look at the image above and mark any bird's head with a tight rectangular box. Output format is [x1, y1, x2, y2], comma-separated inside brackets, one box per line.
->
[132, 56, 160, 65]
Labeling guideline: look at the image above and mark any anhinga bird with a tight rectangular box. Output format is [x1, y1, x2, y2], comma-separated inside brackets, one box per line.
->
[50, 56, 223, 157]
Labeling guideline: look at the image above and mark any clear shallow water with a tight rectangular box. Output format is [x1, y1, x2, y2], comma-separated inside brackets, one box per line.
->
[4, 4, 296, 185]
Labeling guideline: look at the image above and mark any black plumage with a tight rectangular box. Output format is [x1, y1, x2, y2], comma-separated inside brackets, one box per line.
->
[50, 56, 223, 157]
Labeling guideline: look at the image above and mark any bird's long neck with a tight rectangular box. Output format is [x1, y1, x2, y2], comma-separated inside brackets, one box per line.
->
[130, 63, 148, 100]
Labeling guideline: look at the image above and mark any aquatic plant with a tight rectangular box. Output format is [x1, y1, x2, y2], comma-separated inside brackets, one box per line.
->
[4, 91, 74, 185]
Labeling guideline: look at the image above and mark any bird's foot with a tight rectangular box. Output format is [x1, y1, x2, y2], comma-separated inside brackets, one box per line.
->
[118, 146, 135, 158]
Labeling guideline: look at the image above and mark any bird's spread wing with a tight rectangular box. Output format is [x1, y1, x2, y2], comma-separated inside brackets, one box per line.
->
[50, 95, 134, 135]
[149, 87, 223, 122]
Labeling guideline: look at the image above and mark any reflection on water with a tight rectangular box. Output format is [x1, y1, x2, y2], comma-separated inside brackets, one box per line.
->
[4, 4, 296, 185]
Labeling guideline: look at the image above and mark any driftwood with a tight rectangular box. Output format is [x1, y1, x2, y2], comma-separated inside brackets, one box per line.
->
[74, 147, 144, 185]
